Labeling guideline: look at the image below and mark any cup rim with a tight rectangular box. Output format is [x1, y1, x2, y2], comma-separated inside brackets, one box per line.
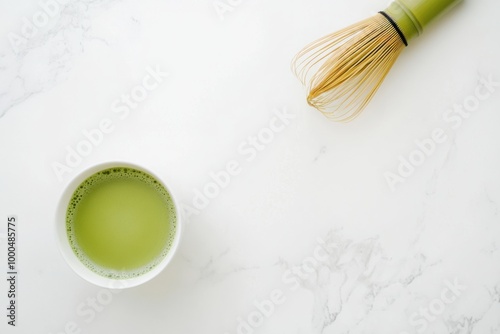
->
[55, 161, 182, 289]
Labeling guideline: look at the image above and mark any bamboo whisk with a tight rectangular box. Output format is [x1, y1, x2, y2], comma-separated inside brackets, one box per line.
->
[292, 0, 462, 122]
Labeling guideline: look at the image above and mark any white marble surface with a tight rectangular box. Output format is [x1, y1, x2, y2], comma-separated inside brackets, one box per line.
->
[1, 0, 500, 333]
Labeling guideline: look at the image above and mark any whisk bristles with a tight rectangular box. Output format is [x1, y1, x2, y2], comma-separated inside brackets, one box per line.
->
[292, 13, 406, 122]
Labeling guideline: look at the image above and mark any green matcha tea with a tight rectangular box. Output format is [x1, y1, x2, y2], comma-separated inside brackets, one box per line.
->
[66, 167, 176, 279]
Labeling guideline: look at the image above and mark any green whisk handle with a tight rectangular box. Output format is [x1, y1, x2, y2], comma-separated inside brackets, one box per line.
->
[384, 0, 462, 43]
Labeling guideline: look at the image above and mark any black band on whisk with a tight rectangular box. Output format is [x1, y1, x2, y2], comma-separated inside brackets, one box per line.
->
[379, 11, 408, 46]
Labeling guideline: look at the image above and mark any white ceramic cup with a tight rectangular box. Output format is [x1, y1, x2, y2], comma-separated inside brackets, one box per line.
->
[55, 162, 182, 289]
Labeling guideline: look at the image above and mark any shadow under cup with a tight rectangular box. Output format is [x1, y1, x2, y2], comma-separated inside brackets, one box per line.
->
[55, 162, 182, 288]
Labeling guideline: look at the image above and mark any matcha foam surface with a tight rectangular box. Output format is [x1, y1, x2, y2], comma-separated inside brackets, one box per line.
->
[66, 167, 176, 279]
